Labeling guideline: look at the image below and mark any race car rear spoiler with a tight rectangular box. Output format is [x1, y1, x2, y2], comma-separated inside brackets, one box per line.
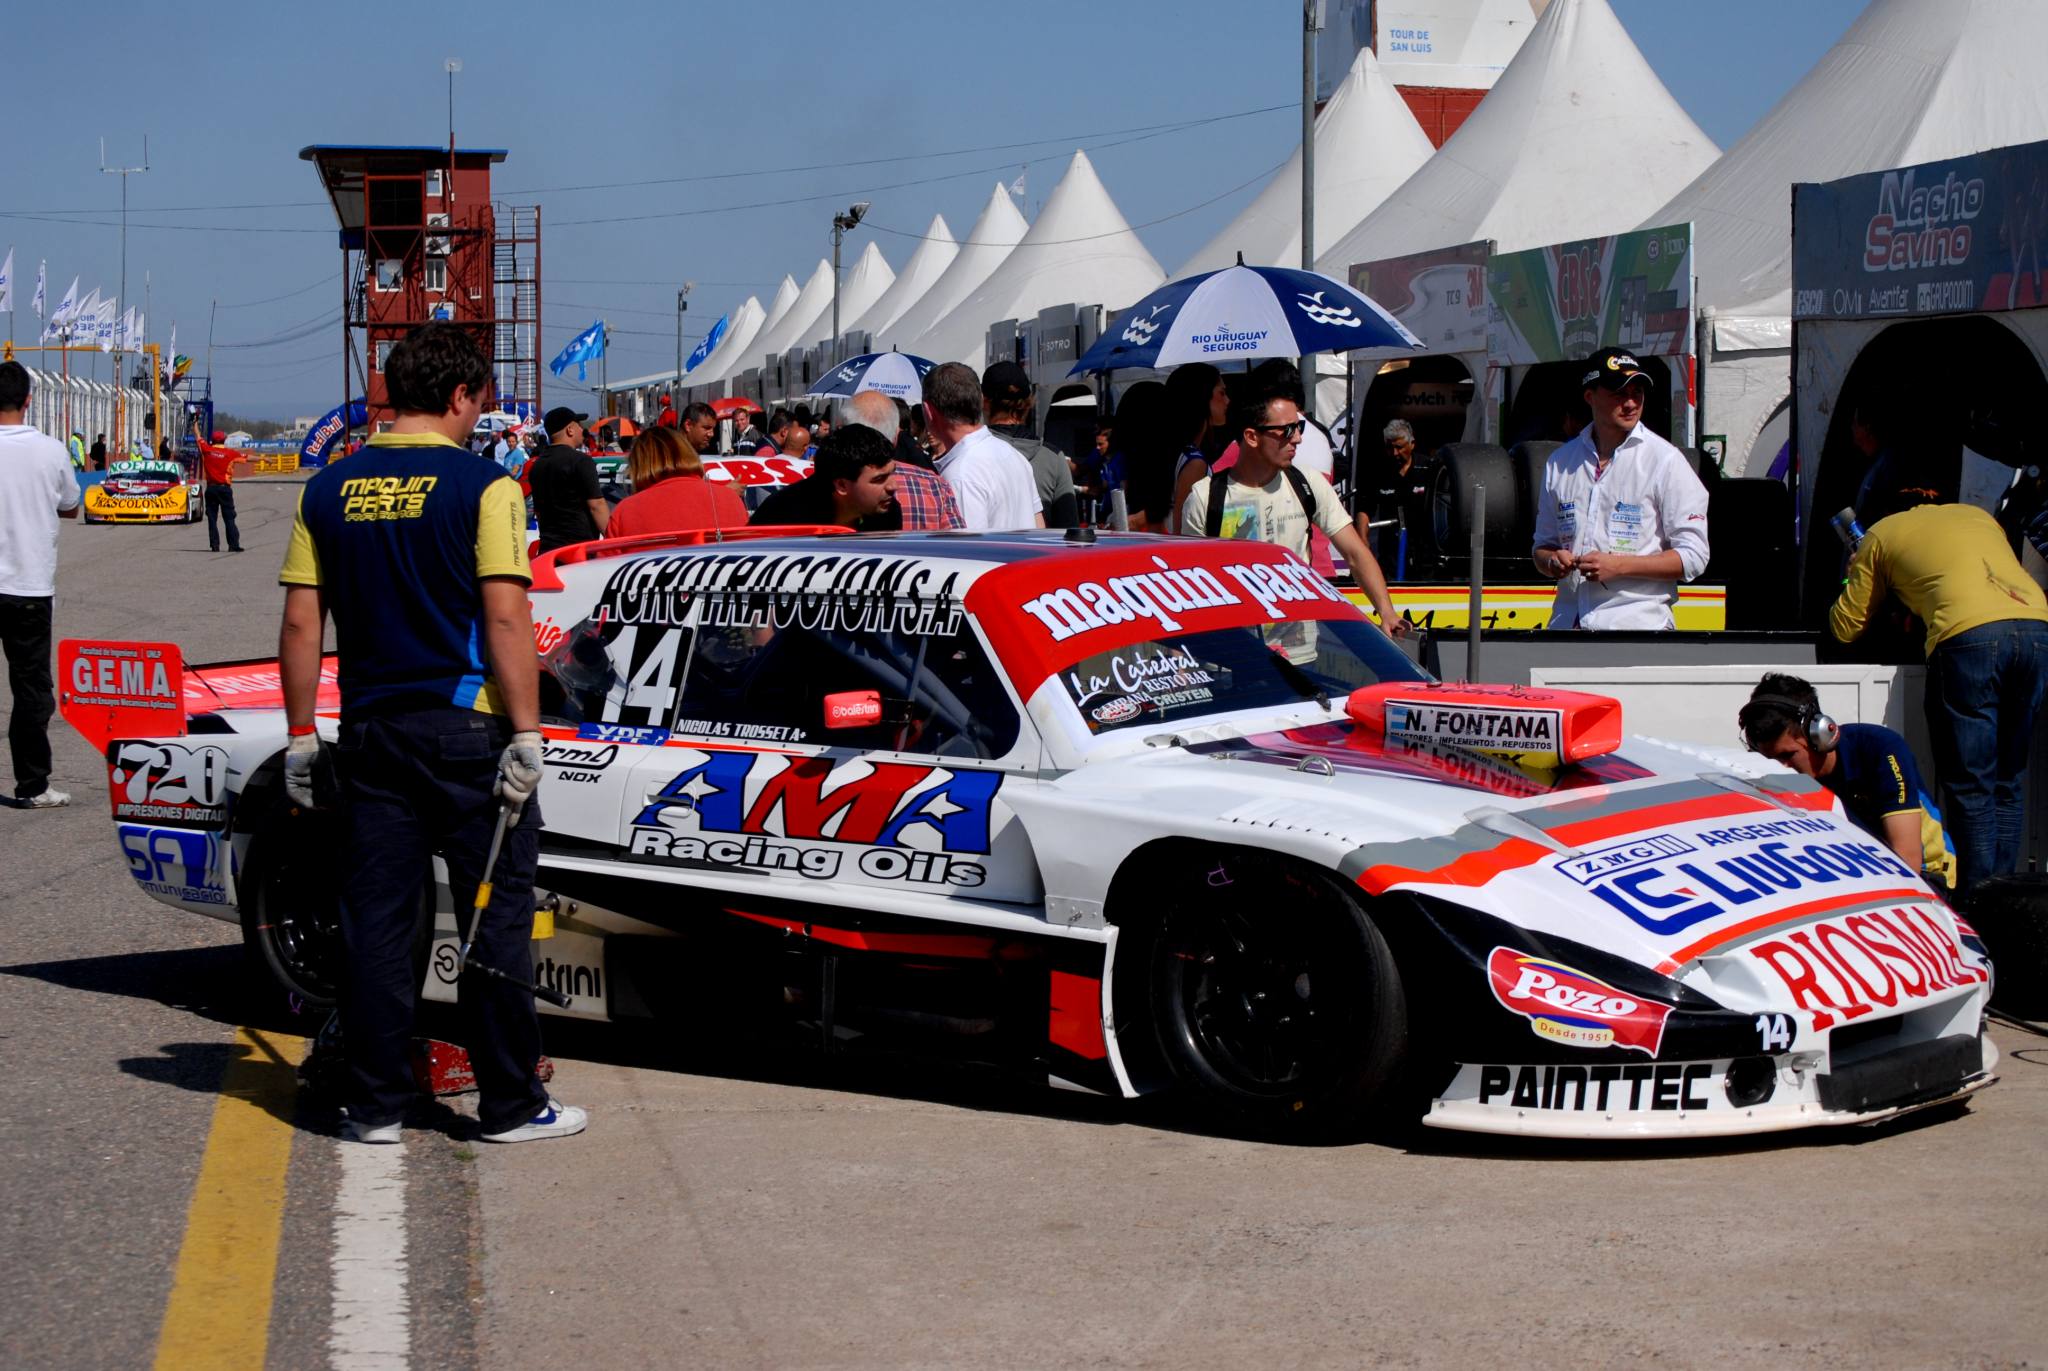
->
[528, 524, 851, 592]
[1346, 680, 1623, 769]
[58, 638, 340, 750]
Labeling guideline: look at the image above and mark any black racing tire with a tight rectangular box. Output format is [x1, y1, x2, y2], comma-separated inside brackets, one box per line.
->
[1507, 440, 1561, 545]
[1968, 874, 2048, 1019]
[240, 813, 346, 1009]
[1427, 443, 1519, 564]
[1143, 860, 1407, 1138]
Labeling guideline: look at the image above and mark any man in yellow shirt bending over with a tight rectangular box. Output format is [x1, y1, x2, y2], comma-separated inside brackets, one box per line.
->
[1829, 490, 2048, 897]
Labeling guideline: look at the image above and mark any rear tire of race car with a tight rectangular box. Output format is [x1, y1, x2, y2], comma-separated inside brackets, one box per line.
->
[241, 819, 347, 1010]
[1144, 861, 1408, 1140]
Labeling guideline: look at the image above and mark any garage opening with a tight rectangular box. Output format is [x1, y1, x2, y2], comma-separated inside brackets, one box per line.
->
[1802, 314, 2048, 626]
[1360, 355, 1475, 455]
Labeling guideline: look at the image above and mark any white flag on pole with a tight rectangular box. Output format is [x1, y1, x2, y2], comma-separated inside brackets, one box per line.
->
[53, 277, 80, 328]
[33, 260, 46, 319]
[132, 310, 146, 353]
[99, 299, 118, 352]
[0, 249, 13, 314]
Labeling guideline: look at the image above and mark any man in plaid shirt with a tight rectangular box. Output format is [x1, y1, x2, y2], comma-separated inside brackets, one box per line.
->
[837, 390, 963, 531]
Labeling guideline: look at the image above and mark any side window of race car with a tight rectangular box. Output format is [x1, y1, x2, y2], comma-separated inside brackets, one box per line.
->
[537, 615, 679, 733]
[672, 619, 1021, 761]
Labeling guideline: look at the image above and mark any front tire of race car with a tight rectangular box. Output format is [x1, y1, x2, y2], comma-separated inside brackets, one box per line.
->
[1144, 862, 1408, 1139]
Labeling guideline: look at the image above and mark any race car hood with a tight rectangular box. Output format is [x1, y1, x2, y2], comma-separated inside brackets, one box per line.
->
[1050, 719, 1978, 1030]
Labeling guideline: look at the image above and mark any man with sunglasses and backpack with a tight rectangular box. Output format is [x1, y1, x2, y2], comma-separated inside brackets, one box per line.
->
[1181, 384, 1407, 644]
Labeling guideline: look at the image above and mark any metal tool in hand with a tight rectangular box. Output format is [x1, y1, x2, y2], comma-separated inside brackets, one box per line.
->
[457, 802, 572, 1009]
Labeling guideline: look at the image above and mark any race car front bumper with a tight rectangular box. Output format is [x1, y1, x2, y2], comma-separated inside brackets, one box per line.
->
[1425, 1032, 1998, 1139]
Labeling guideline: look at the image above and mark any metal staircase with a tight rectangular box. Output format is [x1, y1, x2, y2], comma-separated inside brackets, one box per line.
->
[493, 204, 542, 415]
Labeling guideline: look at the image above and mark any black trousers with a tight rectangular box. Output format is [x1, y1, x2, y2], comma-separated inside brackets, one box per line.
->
[334, 708, 547, 1133]
[204, 485, 241, 552]
[0, 594, 56, 799]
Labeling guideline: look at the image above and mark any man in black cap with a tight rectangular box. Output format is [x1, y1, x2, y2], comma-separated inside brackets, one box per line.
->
[1530, 346, 1709, 630]
[528, 406, 609, 552]
[983, 361, 1078, 529]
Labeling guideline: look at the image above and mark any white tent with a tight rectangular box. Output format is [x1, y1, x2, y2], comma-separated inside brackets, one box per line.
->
[1177, 47, 1435, 277]
[1314, 0, 1718, 275]
[679, 294, 766, 393]
[843, 213, 957, 342]
[873, 183, 1028, 354]
[1645, 0, 2048, 474]
[689, 275, 796, 387]
[742, 258, 836, 378]
[797, 241, 894, 351]
[910, 151, 1166, 368]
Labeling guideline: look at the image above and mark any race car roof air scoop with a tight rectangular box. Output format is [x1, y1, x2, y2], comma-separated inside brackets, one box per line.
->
[1344, 681, 1622, 769]
[1461, 805, 1583, 859]
[1696, 770, 1804, 816]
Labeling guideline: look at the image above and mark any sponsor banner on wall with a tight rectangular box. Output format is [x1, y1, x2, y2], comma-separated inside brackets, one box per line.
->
[1792, 137, 2048, 322]
[1488, 221, 1694, 365]
[1348, 240, 1492, 356]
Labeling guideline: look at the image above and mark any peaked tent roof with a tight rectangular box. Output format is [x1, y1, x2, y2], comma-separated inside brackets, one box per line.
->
[873, 183, 1028, 354]
[910, 151, 1166, 368]
[1177, 47, 1435, 277]
[843, 213, 958, 341]
[1315, 0, 1717, 276]
[745, 258, 836, 371]
[1645, 0, 2048, 332]
[692, 275, 798, 386]
[794, 241, 894, 351]
[679, 295, 766, 390]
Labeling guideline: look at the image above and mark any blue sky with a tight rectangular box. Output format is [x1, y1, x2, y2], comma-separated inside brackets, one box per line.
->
[1, 0, 1865, 418]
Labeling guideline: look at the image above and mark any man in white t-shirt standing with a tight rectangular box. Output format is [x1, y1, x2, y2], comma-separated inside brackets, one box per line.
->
[923, 362, 1044, 532]
[1182, 385, 1407, 652]
[1532, 347, 1709, 630]
[0, 361, 83, 808]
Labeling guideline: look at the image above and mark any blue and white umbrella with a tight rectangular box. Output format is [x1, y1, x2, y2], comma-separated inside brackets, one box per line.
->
[805, 350, 937, 403]
[1069, 263, 1421, 374]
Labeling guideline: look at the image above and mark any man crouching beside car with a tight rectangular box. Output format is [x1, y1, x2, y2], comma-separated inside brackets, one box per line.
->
[276, 322, 586, 1146]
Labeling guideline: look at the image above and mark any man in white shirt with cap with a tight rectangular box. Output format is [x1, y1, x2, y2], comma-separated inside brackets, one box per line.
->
[1531, 346, 1709, 630]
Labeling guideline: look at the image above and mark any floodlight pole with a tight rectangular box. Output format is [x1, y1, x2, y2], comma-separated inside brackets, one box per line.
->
[831, 202, 870, 366]
[1302, 0, 1320, 271]
[102, 134, 148, 449]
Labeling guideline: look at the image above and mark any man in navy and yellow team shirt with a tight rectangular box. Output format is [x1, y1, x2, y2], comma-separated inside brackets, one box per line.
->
[1738, 674, 1956, 887]
[277, 322, 585, 1145]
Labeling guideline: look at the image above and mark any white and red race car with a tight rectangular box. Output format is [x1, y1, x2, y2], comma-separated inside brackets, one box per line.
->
[61, 530, 1995, 1140]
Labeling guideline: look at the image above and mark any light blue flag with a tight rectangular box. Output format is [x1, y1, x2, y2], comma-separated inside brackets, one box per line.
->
[685, 313, 728, 373]
[549, 318, 607, 382]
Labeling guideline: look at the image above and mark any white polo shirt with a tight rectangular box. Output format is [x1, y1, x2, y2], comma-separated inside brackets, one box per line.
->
[0, 423, 82, 597]
[936, 425, 1041, 531]
[1532, 423, 1710, 630]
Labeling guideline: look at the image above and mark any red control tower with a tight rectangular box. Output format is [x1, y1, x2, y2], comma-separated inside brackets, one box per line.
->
[301, 144, 541, 432]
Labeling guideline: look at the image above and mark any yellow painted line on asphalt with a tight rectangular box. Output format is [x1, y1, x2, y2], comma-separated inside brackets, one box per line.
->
[152, 1024, 307, 1371]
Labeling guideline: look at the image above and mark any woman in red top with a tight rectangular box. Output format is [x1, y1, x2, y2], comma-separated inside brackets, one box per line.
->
[604, 426, 749, 539]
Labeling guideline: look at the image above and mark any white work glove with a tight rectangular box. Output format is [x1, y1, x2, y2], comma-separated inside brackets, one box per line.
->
[498, 731, 544, 811]
[284, 733, 320, 809]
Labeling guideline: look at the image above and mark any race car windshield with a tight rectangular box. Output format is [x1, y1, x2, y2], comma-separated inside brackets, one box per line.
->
[1058, 618, 1425, 736]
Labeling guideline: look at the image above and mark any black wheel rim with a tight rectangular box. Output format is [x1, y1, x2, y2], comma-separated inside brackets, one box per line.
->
[1160, 899, 1354, 1098]
[259, 847, 342, 1002]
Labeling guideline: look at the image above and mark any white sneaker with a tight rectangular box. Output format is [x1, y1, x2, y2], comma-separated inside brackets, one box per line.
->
[481, 1098, 588, 1143]
[340, 1114, 403, 1144]
[22, 789, 70, 809]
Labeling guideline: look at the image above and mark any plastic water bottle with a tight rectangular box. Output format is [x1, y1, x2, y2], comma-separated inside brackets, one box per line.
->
[1830, 507, 1866, 554]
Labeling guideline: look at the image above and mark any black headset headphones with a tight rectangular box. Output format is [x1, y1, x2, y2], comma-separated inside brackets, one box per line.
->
[1740, 693, 1840, 755]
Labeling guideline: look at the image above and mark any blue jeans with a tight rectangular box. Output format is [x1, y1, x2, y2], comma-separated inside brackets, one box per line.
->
[1928, 618, 2048, 894]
